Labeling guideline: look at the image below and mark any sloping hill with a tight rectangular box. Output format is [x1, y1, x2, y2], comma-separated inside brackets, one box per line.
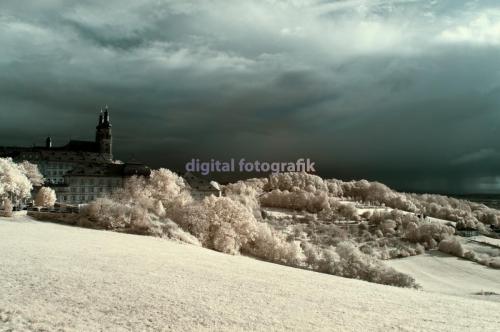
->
[386, 251, 500, 303]
[1, 217, 499, 331]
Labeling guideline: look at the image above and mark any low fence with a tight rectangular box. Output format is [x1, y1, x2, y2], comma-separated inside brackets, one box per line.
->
[0, 210, 27, 218]
[0, 211, 11, 217]
[28, 211, 80, 226]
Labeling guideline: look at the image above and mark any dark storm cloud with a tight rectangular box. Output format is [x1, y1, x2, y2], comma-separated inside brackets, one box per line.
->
[1, 0, 500, 193]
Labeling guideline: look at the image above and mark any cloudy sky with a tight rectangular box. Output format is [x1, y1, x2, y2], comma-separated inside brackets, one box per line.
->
[1, 0, 500, 193]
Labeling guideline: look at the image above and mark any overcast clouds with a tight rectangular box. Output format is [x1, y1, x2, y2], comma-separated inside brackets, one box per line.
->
[1, 0, 500, 193]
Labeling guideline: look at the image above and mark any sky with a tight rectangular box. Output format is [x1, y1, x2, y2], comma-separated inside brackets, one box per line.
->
[1, 0, 500, 193]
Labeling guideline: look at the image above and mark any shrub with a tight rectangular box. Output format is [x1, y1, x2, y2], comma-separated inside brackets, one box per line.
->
[303, 241, 418, 288]
[405, 222, 454, 249]
[325, 179, 344, 197]
[260, 189, 329, 213]
[2, 199, 13, 217]
[438, 237, 465, 257]
[223, 181, 262, 219]
[159, 219, 201, 246]
[112, 169, 193, 216]
[174, 196, 259, 254]
[80, 198, 152, 234]
[35, 187, 57, 208]
[335, 201, 359, 220]
[244, 223, 305, 266]
[264, 172, 327, 192]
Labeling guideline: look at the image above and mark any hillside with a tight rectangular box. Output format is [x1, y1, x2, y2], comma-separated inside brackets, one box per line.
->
[386, 251, 500, 302]
[1, 216, 499, 331]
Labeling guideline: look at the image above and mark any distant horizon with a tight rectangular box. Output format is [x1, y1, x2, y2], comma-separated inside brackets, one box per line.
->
[5, 130, 500, 196]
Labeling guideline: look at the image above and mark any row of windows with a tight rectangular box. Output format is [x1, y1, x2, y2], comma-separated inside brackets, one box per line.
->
[44, 170, 67, 176]
[70, 187, 115, 193]
[39, 162, 73, 169]
[60, 195, 98, 203]
[47, 178, 65, 184]
[71, 179, 122, 186]
[46, 178, 122, 186]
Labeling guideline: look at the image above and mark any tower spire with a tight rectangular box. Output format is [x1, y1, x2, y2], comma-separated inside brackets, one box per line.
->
[98, 108, 103, 125]
[104, 105, 110, 124]
[95, 106, 113, 160]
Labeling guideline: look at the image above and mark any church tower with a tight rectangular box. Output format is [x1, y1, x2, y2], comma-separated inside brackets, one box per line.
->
[95, 106, 112, 159]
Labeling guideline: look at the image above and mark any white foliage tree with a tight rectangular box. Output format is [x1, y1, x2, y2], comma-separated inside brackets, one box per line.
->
[260, 189, 329, 213]
[265, 172, 327, 193]
[223, 180, 262, 219]
[35, 187, 57, 207]
[0, 158, 33, 203]
[438, 237, 465, 258]
[18, 161, 44, 186]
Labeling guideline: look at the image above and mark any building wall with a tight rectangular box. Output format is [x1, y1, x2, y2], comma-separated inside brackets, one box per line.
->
[38, 161, 76, 184]
[55, 176, 123, 204]
[14, 151, 123, 204]
[16, 152, 72, 184]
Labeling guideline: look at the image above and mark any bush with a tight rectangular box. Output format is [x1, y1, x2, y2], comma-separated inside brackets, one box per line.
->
[260, 189, 329, 213]
[80, 198, 152, 234]
[173, 196, 258, 254]
[264, 172, 327, 193]
[302, 242, 418, 288]
[159, 219, 201, 246]
[2, 199, 13, 217]
[405, 222, 454, 249]
[35, 187, 57, 208]
[245, 223, 305, 266]
[325, 179, 344, 197]
[223, 180, 262, 219]
[438, 237, 465, 257]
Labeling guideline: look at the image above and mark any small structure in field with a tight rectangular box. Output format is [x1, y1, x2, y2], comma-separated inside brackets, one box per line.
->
[456, 227, 479, 237]
[183, 172, 221, 200]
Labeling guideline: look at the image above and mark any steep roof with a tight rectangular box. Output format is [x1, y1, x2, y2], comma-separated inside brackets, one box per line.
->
[0, 141, 110, 163]
[65, 162, 151, 178]
[183, 172, 220, 192]
[59, 140, 99, 153]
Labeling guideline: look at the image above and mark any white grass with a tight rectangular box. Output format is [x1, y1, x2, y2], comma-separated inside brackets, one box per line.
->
[1, 216, 500, 331]
[470, 236, 500, 248]
[386, 251, 500, 302]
